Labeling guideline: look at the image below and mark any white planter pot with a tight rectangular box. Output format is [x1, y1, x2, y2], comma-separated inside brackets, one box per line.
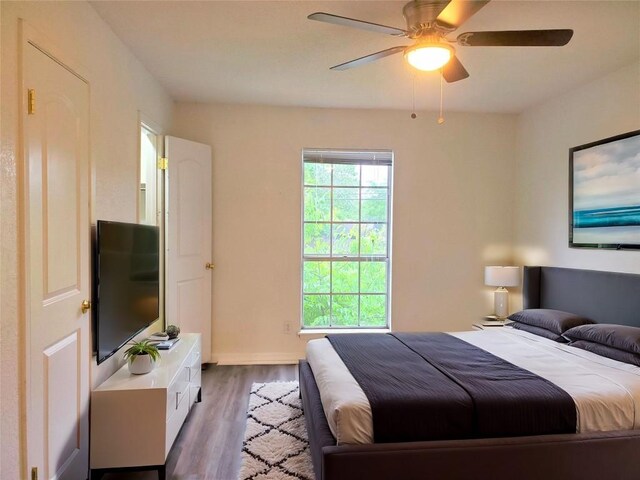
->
[128, 354, 158, 375]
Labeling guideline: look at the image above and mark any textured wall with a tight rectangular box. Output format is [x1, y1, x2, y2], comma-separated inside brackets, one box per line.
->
[0, 2, 173, 477]
[513, 62, 640, 312]
[171, 103, 517, 364]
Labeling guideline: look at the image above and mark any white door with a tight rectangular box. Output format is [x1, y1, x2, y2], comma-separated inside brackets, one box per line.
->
[23, 42, 91, 479]
[165, 136, 213, 363]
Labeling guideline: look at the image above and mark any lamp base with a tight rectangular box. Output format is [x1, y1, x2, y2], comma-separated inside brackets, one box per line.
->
[493, 287, 509, 319]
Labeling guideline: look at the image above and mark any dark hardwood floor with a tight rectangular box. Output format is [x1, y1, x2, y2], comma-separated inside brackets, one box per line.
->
[101, 364, 298, 480]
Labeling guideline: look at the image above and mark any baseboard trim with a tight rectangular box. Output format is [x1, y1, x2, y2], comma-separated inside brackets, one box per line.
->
[214, 352, 300, 366]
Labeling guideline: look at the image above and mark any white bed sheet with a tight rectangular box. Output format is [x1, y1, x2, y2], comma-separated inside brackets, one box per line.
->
[305, 328, 640, 445]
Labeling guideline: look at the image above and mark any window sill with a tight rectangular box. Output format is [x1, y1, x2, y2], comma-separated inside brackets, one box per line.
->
[298, 328, 391, 336]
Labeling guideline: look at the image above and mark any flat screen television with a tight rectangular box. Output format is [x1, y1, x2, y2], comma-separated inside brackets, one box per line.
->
[570, 129, 640, 250]
[94, 220, 160, 364]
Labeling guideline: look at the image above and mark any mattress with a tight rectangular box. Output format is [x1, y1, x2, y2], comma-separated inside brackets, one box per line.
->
[306, 328, 640, 445]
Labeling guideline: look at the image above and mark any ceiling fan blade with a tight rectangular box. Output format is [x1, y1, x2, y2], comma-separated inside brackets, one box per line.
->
[331, 46, 406, 71]
[457, 29, 574, 47]
[442, 55, 469, 83]
[436, 0, 491, 29]
[308, 12, 407, 37]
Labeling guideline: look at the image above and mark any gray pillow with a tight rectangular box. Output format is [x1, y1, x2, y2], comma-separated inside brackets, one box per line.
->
[508, 321, 568, 343]
[568, 340, 640, 367]
[564, 324, 640, 355]
[508, 309, 594, 335]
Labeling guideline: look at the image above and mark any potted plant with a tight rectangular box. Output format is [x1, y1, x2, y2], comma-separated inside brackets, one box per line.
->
[123, 340, 160, 375]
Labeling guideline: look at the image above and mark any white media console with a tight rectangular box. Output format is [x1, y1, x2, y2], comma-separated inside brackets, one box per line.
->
[90, 333, 201, 479]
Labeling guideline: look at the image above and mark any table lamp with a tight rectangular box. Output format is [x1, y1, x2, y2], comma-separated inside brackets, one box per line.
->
[484, 266, 520, 320]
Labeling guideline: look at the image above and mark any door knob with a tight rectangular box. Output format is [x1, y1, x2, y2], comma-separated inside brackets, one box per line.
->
[205, 262, 215, 270]
[81, 300, 91, 314]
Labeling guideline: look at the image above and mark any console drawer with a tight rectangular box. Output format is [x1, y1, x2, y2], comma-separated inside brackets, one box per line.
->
[188, 349, 201, 380]
[165, 386, 189, 454]
[166, 366, 190, 420]
[189, 368, 202, 407]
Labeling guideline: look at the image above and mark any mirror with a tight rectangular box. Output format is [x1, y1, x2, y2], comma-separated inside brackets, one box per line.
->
[139, 125, 159, 225]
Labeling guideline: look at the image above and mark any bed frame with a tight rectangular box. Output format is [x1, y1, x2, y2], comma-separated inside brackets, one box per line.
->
[299, 266, 640, 480]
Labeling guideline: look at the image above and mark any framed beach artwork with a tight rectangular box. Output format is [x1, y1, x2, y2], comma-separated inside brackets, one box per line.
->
[570, 130, 640, 249]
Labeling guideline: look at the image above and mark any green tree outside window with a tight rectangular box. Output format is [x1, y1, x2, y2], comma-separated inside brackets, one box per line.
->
[302, 152, 392, 329]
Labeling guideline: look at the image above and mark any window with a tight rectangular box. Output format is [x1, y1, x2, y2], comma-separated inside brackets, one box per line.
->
[301, 149, 393, 329]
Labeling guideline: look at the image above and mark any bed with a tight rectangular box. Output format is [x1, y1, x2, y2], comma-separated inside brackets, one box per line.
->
[298, 266, 640, 480]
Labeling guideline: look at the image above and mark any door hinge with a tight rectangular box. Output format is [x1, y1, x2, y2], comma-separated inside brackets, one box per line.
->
[31, 467, 38, 480]
[158, 157, 168, 170]
[28, 89, 36, 115]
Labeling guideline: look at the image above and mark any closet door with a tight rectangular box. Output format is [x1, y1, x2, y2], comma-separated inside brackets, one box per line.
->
[23, 40, 90, 480]
[165, 136, 213, 363]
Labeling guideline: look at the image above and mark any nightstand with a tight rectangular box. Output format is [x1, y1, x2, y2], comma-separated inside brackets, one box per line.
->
[472, 317, 512, 330]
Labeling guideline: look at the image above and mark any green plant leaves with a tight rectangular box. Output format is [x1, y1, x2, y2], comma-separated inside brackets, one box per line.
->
[123, 340, 160, 362]
[302, 162, 390, 328]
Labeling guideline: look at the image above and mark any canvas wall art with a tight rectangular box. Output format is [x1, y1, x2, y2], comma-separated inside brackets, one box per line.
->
[570, 130, 640, 249]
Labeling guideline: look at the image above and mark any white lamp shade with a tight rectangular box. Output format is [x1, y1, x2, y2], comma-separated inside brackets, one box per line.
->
[485, 266, 520, 287]
[405, 44, 453, 71]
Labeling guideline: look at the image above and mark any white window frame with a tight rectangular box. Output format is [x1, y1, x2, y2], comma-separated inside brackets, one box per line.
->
[300, 148, 393, 330]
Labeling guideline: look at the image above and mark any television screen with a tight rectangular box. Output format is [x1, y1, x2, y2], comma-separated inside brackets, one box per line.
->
[570, 130, 640, 249]
[94, 220, 160, 364]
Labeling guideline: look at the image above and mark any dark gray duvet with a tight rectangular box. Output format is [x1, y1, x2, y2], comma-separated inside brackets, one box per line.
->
[327, 333, 577, 443]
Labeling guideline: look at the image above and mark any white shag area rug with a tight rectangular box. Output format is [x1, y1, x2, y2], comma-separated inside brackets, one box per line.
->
[239, 381, 315, 480]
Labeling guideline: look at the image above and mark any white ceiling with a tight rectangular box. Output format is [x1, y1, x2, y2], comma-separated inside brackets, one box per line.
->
[91, 0, 640, 113]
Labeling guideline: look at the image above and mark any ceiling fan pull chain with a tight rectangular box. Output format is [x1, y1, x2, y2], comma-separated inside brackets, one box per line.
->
[437, 71, 445, 125]
[411, 74, 417, 119]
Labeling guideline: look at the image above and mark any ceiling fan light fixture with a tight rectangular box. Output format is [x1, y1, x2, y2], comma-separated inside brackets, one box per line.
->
[404, 42, 453, 71]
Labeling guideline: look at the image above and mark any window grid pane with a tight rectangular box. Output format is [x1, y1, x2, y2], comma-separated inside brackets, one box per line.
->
[304, 187, 331, 222]
[329, 165, 334, 321]
[357, 165, 362, 326]
[302, 153, 392, 329]
[302, 259, 389, 327]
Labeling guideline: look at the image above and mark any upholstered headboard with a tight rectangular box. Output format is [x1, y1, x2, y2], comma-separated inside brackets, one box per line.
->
[523, 266, 640, 327]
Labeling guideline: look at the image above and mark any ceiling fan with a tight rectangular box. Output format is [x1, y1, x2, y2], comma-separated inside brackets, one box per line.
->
[308, 0, 573, 82]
